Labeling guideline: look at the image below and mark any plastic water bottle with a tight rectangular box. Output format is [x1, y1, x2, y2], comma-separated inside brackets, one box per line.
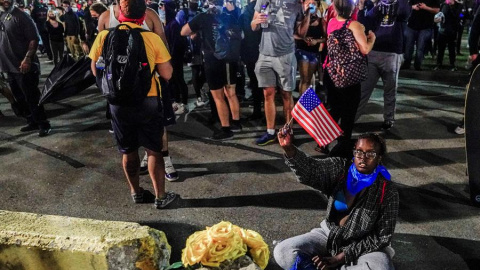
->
[260, 5, 268, 29]
[96, 56, 105, 70]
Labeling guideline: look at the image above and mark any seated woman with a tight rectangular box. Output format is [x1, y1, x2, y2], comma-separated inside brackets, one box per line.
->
[274, 127, 399, 270]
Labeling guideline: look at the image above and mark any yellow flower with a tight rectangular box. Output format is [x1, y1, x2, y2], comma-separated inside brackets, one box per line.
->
[182, 230, 209, 266]
[181, 221, 269, 269]
[206, 221, 235, 243]
[249, 246, 270, 270]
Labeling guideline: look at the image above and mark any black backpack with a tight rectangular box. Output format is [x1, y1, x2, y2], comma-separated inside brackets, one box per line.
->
[213, 12, 242, 62]
[98, 24, 153, 106]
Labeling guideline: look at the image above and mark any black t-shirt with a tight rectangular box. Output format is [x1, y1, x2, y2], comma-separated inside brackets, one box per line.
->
[407, 0, 441, 30]
[46, 20, 65, 42]
[296, 19, 324, 53]
[0, 8, 40, 73]
[188, 12, 219, 56]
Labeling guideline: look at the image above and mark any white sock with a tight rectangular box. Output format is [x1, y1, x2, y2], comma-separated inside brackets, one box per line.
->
[267, 129, 275, 135]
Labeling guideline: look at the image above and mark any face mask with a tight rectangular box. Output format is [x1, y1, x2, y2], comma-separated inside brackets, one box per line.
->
[72, 7, 78, 12]
[325, 0, 332, 5]
[49, 15, 56, 19]
[158, 8, 165, 23]
[309, 3, 316, 13]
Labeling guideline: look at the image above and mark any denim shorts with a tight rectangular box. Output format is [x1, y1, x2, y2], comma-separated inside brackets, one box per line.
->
[295, 49, 319, 64]
[110, 97, 164, 154]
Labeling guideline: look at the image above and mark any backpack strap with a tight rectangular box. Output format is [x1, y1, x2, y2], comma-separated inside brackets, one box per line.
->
[379, 180, 387, 204]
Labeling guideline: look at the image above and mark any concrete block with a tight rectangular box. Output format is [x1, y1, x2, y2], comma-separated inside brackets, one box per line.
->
[0, 210, 171, 270]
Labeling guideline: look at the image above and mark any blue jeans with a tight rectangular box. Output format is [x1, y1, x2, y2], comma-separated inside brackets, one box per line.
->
[404, 26, 432, 69]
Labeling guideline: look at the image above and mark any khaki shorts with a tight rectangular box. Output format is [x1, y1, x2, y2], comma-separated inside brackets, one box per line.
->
[254, 52, 297, 91]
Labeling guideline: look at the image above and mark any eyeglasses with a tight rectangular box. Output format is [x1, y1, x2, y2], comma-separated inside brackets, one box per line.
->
[353, 150, 377, 159]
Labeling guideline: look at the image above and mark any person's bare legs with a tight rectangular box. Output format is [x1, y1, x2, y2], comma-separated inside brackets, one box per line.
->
[224, 85, 240, 120]
[281, 90, 293, 125]
[161, 127, 168, 152]
[264, 87, 276, 130]
[122, 151, 141, 195]
[146, 149, 166, 199]
[298, 61, 310, 95]
[211, 88, 230, 127]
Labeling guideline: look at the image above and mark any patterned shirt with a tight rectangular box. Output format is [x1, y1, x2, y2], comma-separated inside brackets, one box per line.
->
[284, 147, 399, 264]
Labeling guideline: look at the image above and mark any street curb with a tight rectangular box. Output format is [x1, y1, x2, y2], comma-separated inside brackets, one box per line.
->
[0, 210, 171, 270]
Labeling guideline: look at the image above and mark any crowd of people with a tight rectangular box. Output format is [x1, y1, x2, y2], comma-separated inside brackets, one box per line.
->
[1, 0, 479, 267]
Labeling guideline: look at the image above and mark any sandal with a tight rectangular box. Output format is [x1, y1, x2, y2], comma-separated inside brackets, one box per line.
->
[131, 188, 145, 203]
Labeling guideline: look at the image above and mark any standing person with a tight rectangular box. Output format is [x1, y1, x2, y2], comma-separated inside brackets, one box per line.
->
[60, 1, 84, 60]
[324, 0, 375, 143]
[97, 0, 179, 183]
[454, 3, 480, 134]
[275, 129, 398, 270]
[434, 0, 462, 71]
[181, 0, 243, 140]
[46, 9, 65, 65]
[181, 0, 208, 108]
[86, 2, 108, 47]
[356, 0, 410, 131]
[0, 0, 51, 136]
[402, 0, 440, 70]
[31, 0, 53, 63]
[295, 0, 326, 96]
[240, 0, 263, 120]
[89, 0, 177, 208]
[251, 0, 311, 146]
[162, 0, 189, 115]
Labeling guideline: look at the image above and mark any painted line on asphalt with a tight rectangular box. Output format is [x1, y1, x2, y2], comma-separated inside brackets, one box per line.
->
[16, 140, 85, 168]
[0, 131, 85, 168]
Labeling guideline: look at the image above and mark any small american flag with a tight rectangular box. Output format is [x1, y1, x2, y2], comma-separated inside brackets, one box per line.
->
[291, 88, 343, 146]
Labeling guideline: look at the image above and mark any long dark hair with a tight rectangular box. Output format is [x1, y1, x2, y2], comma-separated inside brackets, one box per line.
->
[333, 0, 355, 19]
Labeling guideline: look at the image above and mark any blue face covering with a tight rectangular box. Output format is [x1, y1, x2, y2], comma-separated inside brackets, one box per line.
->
[346, 161, 391, 195]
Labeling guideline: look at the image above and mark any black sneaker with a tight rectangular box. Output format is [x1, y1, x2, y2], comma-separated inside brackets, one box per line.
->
[381, 120, 394, 131]
[230, 121, 242, 133]
[20, 124, 38, 132]
[38, 127, 51, 137]
[211, 129, 234, 140]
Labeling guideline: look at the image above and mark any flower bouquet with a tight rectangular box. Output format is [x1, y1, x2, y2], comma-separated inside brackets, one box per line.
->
[179, 221, 270, 270]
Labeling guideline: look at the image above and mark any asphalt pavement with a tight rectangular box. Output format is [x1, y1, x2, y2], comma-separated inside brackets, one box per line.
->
[0, 53, 479, 270]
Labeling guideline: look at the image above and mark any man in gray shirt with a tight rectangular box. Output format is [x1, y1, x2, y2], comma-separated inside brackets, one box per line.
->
[0, 0, 51, 136]
[251, 0, 309, 146]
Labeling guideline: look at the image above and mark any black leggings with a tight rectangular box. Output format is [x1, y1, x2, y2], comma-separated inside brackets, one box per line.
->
[50, 40, 64, 65]
[191, 64, 205, 98]
[323, 71, 361, 141]
[171, 59, 189, 104]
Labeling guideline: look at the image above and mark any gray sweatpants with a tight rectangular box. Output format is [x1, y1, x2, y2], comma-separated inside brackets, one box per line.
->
[273, 220, 395, 270]
[355, 51, 403, 123]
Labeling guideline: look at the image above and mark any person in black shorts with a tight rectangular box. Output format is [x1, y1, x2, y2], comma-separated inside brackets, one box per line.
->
[181, 0, 242, 140]
[89, 0, 177, 209]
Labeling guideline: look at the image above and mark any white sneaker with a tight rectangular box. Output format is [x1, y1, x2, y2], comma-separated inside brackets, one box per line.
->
[454, 125, 465, 135]
[174, 103, 188, 115]
[172, 102, 179, 113]
[139, 151, 148, 175]
[164, 156, 179, 181]
[195, 97, 205, 107]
